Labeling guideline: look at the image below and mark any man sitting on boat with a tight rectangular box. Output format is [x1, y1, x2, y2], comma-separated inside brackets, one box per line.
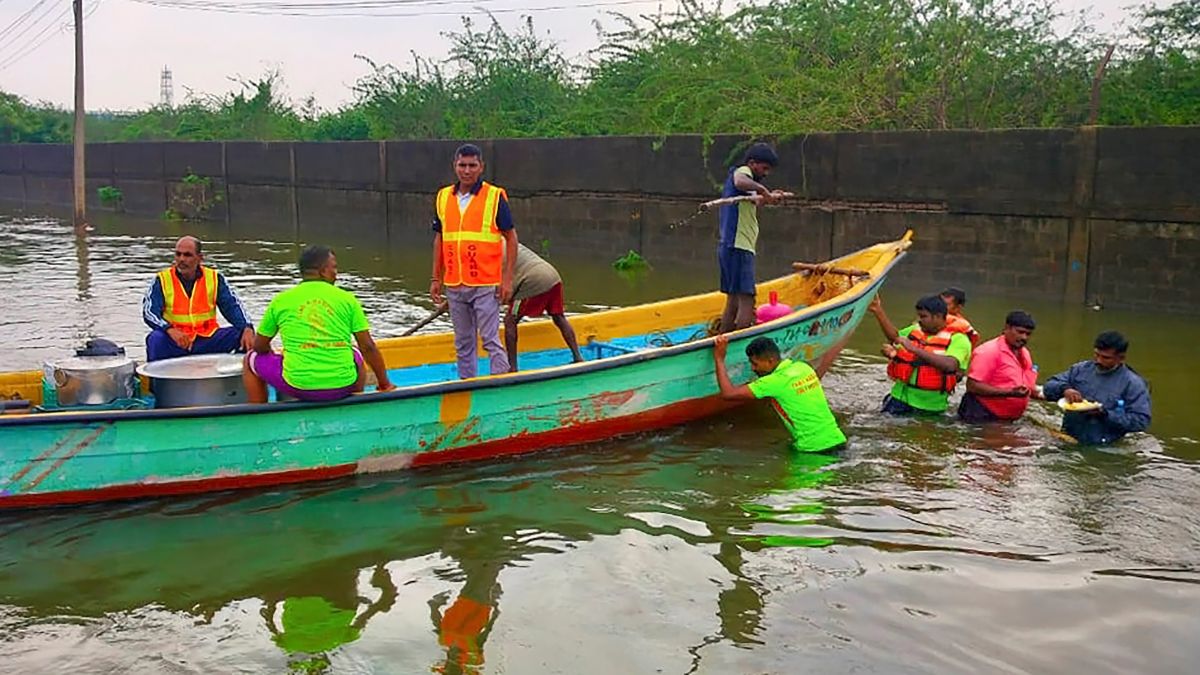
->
[243, 245, 394, 403]
[142, 235, 255, 362]
[712, 334, 847, 453]
[1041, 331, 1151, 445]
[430, 144, 519, 379]
[504, 243, 584, 372]
[869, 294, 972, 416]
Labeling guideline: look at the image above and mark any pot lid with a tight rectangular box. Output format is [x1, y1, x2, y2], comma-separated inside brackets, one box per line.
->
[137, 353, 245, 380]
[45, 355, 136, 371]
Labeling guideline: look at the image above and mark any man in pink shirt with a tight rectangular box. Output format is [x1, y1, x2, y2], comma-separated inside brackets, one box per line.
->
[957, 311, 1040, 422]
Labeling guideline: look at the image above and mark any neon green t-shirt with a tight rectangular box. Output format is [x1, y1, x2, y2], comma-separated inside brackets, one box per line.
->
[748, 359, 846, 452]
[888, 325, 972, 412]
[257, 280, 369, 390]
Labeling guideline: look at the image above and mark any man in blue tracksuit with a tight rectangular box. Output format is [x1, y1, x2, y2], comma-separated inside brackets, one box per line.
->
[1042, 331, 1151, 445]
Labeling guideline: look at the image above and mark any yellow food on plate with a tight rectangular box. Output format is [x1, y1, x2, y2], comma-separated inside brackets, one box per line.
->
[1058, 398, 1101, 412]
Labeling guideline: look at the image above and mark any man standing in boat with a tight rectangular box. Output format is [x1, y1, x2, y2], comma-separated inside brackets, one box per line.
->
[243, 245, 394, 403]
[717, 142, 787, 334]
[504, 243, 585, 372]
[430, 144, 520, 379]
[142, 235, 255, 362]
[712, 334, 848, 453]
[869, 294, 972, 416]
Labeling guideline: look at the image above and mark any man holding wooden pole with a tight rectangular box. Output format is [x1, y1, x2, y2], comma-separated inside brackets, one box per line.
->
[716, 143, 787, 333]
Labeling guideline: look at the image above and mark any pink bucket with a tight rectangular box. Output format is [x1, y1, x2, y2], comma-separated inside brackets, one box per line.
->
[755, 291, 793, 324]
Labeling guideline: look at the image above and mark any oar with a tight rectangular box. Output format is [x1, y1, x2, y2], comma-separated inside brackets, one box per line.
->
[669, 192, 797, 230]
[399, 302, 449, 337]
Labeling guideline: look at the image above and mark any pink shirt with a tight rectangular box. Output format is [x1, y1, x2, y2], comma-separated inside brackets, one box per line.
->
[967, 336, 1037, 420]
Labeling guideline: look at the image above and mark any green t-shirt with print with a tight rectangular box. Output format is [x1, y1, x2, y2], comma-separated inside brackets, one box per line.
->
[257, 280, 370, 390]
[888, 325, 972, 412]
[748, 358, 846, 452]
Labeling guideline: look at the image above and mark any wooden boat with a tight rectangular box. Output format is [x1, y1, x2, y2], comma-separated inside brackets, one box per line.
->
[0, 232, 912, 509]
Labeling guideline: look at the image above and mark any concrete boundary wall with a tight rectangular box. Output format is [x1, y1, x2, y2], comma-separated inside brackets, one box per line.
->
[1, 127, 1197, 313]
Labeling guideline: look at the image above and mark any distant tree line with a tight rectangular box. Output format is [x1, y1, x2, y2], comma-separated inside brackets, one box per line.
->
[2, 0, 1197, 143]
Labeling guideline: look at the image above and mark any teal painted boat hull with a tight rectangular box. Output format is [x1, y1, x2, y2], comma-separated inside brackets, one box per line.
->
[0, 241, 908, 508]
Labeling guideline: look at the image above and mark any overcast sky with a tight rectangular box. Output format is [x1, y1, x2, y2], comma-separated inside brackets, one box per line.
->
[0, 0, 1152, 112]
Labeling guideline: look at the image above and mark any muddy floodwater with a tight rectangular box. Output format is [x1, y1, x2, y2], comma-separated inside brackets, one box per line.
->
[1, 211, 1198, 674]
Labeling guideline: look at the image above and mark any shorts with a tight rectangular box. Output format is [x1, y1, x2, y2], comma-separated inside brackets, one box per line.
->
[248, 350, 364, 402]
[718, 247, 756, 295]
[512, 282, 565, 319]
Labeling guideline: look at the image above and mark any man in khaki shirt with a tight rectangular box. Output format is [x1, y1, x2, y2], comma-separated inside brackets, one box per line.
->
[504, 244, 584, 372]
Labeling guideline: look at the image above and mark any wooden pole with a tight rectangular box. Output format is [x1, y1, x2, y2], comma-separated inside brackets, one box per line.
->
[791, 262, 871, 278]
[399, 303, 449, 337]
[72, 0, 86, 228]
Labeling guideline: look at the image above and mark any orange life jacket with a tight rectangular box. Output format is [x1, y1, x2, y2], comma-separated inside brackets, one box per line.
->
[436, 182, 506, 287]
[158, 266, 219, 338]
[886, 327, 959, 393]
[945, 313, 980, 348]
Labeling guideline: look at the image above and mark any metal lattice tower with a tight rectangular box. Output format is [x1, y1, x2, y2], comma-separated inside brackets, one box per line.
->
[160, 66, 174, 108]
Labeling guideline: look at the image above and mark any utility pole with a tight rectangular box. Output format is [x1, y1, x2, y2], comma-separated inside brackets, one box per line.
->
[72, 0, 86, 228]
[160, 66, 174, 108]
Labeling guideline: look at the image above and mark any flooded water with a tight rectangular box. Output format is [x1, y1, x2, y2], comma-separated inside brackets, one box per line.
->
[2, 209, 1199, 673]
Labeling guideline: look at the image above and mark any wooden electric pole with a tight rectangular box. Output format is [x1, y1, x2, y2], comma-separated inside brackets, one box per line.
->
[72, 0, 86, 227]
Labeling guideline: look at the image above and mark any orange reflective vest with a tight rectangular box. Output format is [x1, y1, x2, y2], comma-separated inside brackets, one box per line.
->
[159, 266, 219, 338]
[436, 182, 506, 287]
[945, 313, 980, 348]
[886, 327, 959, 393]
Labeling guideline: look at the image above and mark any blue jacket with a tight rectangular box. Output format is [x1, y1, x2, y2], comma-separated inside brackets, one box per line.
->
[142, 267, 252, 333]
[1042, 361, 1151, 445]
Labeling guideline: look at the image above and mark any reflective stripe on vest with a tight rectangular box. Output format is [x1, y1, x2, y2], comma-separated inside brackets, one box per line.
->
[886, 328, 959, 393]
[437, 182, 505, 287]
[159, 266, 220, 338]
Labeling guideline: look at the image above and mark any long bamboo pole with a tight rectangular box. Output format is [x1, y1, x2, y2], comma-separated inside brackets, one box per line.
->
[72, 0, 86, 228]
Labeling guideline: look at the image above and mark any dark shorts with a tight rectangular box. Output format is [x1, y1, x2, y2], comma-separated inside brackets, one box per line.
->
[248, 350, 363, 402]
[957, 392, 1002, 423]
[512, 282, 565, 319]
[718, 247, 756, 295]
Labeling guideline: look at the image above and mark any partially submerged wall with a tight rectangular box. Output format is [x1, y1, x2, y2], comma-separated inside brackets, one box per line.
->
[1, 127, 1197, 313]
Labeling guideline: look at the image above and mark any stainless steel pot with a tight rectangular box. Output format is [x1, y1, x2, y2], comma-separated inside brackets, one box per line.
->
[43, 355, 138, 406]
[136, 354, 248, 408]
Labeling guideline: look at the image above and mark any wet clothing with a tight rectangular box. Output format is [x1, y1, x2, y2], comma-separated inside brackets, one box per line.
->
[718, 166, 760, 252]
[885, 325, 972, 413]
[959, 335, 1037, 421]
[142, 265, 251, 361]
[1042, 361, 1151, 445]
[748, 358, 846, 452]
[256, 280, 369, 391]
[718, 247, 756, 295]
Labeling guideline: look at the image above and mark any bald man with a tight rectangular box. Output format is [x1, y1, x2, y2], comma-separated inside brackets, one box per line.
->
[142, 235, 255, 361]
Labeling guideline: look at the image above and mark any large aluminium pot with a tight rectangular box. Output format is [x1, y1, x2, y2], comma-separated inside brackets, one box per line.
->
[43, 355, 138, 406]
[136, 353, 248, 409]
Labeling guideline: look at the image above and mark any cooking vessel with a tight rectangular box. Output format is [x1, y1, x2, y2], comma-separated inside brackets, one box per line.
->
[136, 354, 248, 408]
[43, 355, 138, 406]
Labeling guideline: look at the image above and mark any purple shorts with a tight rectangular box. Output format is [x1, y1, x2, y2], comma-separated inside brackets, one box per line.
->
[248, 350, 363, 402]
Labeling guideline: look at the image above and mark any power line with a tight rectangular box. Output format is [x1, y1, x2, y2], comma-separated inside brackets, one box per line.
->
[0, 2, 68, 64]
[0, 0, 104, 72]
[126, 0, 666, 18]
[0, 0, 54, 44]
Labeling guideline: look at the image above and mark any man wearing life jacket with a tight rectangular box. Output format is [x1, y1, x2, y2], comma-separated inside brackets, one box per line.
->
[958, 311, 1041, 422]
[430, 144, 519, 379]
[712, 334, 848, 453]
[940, 286, 980, 348]
[142, 235, 255, 362]
[868, 294, 972, 415]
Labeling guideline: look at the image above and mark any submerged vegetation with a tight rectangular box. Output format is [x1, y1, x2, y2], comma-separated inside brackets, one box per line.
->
[2, 0, 1198, 142]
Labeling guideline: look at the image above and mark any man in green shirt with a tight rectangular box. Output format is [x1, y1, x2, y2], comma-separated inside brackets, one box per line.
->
[868, 294, 971, 415]
[712, 334, 848, 452]
[243, 245, 395, 403]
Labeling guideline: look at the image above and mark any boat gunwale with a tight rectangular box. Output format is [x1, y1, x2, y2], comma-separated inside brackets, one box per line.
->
[0, 240, 908, 428]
